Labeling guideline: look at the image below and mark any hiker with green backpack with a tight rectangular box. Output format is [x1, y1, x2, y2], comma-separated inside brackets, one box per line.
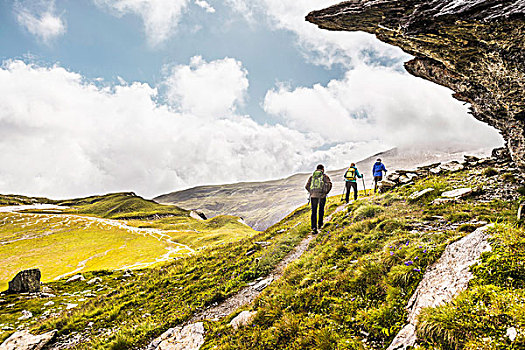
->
[305, 164, 332, 233]
[344, 163, 363, 203]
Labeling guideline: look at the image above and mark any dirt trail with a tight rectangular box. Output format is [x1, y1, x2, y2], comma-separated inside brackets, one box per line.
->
[146, 200, 352, 349]
[188, 201, 350, 323]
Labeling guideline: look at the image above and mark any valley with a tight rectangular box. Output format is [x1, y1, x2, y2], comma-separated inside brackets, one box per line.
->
[0, 193, 256, 292]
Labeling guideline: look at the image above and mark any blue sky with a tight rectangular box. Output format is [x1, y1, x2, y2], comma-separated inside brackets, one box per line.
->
[1, 0, 347, 123]
[0, 0, 502, 198]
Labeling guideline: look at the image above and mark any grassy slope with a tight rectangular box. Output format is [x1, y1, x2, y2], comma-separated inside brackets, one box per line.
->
[201, 167, 520, 350]
[0, 193, 256, 291]
[1, 165, 523, 349]
[416, 223, 525, 349]
[0, 197, 341, 347]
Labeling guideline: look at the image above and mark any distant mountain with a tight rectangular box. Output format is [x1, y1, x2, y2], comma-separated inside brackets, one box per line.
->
[154, 147, 492, 230]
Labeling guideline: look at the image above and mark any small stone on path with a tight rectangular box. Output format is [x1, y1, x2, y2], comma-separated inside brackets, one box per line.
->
[230, 311, 257, 330]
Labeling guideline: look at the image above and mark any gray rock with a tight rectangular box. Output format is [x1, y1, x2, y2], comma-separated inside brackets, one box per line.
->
[408, 188, 435, 201]
[417, 162, 441, 171]
[66, 274, 85, 283]
[440, 161, 464, 172]
[253, 277, 273, 292]
[429, 167, 442, 175]
[387, 225, 493, 350]
[0, 329, 56, 350]
[150, 322, 205, 350]
[8, 269, 41, 294]
[86, 277, 102, 285]
[442, 188, 472, 198]
[229, 311, 257, 330]
[386, 173, 400, 182]
[190, 211, 207, 221]
[378, 180, 396, 191]
[18, 310, 33, 320]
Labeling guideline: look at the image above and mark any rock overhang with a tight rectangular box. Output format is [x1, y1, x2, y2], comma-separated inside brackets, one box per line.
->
[306, 0, 525, 165]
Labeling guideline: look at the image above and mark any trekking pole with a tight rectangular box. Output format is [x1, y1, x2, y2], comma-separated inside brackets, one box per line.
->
[361, 176, 367, 196]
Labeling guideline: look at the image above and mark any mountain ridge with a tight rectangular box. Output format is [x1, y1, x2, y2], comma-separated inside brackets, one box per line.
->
[155, 147, 492, 230]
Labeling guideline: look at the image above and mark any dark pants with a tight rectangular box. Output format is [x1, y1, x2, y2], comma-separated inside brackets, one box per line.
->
[374, 175, 383, 193]
[345, 181, 358, 202]
[310, 197, 326, 230]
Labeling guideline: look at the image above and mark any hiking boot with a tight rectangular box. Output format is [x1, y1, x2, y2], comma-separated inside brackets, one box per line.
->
[312, 228, 318, 234]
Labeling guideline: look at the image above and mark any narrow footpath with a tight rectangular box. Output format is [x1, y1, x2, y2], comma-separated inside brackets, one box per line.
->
[147, 201, 351, 350]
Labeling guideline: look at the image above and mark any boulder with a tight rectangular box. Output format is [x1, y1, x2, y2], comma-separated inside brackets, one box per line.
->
[87, 277, 102, 285]
[439, 161, 464, 172]
[66, 274, 85, 283]
[492, 147, 511, 160]
[464, 155, 480, 163]
[151, 322, 205, 350]
[378, 180, 396, 191]
[429, 167, 442, 175]
[386, 173, 400, 182]
[229, 311, 257, 330]
[408, 188, 435, 201]
[7, 269, 41, 294]
[442, 188, 473, 198]
[0, 330, 57, 350]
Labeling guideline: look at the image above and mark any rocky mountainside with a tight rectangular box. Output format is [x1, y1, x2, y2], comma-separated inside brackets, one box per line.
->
[306, 0, 524, 164]
[155, 147, 491, 230]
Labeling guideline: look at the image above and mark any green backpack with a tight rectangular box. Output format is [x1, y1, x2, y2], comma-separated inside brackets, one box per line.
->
[345, 167, 356, 181]
[311, 170, 324, 190]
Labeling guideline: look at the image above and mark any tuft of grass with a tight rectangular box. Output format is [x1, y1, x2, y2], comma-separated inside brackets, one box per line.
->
[353, 204, 383, 221]
[501, 172, 517, 183]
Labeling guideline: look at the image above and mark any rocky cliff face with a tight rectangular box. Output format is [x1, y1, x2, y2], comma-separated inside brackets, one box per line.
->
[306, 0, 525, 164]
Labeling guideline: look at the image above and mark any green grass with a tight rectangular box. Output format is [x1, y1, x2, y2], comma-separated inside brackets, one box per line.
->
[417, 223, 525, 349]
[200, 166, 519, 350]
[0, 194, 53, 206]
[1, 164, 522, 349]
[0, 193, 256, 291]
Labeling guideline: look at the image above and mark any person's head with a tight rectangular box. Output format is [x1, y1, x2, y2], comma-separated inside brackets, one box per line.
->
[351, 163, 355, 167]
[377, 158, 382, 163]
[316, 164, 324, 172]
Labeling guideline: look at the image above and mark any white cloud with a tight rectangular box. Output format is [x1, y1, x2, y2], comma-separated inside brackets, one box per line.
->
[195, 0, 215, 13]
[226, 0, 408, 68]
[163, 56, 249, 118]
[15, 0, 66, 43]
[0, 60, 375, 199]
[264, 64, 502, 150]
[94, 0, 190, 45]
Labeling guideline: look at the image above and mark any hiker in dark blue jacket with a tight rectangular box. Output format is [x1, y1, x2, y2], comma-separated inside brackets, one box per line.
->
[372, 158, 387, 193]
[344, 163, 362, 203]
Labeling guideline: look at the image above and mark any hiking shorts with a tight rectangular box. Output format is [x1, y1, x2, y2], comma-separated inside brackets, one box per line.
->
[374, 176, 383, 182]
